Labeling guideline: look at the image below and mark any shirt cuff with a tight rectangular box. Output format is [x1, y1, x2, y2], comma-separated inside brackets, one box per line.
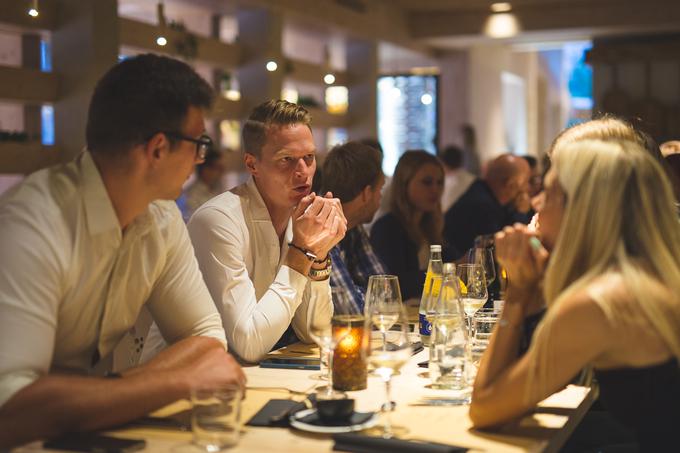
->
[0, 369, 40, 408]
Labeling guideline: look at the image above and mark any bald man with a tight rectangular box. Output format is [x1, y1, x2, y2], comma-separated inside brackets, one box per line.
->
[443, 153, 530, 254]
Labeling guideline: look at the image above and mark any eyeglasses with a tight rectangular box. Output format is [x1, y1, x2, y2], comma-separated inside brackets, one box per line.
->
[162, 132, 213, 162]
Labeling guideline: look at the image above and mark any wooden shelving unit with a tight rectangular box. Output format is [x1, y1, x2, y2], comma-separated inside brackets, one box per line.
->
[0, 65, 59, 104]
[285, 58, 349, 87]
[305, 106, 348, 129]
[209, 96, 243, 121]
[0, 142, 62, 174]
[119, 18, 241, 69]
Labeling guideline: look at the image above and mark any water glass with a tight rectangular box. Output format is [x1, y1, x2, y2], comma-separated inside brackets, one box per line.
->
[467, 308, 500, 384]
[429, 274, 468, 393]
[191, 385, 242, 451]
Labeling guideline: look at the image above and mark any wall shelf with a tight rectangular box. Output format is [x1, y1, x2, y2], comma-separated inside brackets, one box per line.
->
[306, 106, 348, 129]
[119, 18, 241, 68]
[0, 0, 57, 31]
[209, 96, 243, 121]
[0, 65, 59, 103]
[285, 58, 349, 86]
[0, 142, 62, 174]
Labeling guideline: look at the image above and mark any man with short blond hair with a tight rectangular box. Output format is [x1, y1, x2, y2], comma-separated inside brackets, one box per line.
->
[187, 100, 347, 362]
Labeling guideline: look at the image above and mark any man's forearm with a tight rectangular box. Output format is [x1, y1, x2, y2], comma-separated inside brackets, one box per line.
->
[0, 370, 188, 449]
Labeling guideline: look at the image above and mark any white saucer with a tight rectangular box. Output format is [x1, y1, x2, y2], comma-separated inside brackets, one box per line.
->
[289, 409, 379, 434]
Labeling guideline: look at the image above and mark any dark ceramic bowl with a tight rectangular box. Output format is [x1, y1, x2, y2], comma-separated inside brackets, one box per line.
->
[316, 398, 355, 423]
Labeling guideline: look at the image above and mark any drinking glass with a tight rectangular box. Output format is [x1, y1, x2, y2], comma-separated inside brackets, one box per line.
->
[364, 300, 411, 438]
[430, 274, 468, 396]
[466, 247, 496, 286]
[309, 287, 357, 398]
[191, 385, 242, 451]
[456, 263, 488, 339]
[467, 308, 500, 384]
[365, 275, 402, 349]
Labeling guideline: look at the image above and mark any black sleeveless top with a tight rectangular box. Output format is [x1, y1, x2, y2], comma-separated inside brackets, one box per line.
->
[594, 359, 680, 451]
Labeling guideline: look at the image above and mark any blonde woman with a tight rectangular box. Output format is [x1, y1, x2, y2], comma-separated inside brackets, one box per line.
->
[370, 150, 454, 300]
[469, 138, 680, 450]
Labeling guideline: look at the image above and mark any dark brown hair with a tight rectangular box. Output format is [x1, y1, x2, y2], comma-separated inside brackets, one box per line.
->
[321, 141, 383, 203]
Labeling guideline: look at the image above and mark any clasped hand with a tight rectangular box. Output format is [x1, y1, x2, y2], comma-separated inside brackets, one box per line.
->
[494, 223, 549, 292]
[292, 192, 347, 258]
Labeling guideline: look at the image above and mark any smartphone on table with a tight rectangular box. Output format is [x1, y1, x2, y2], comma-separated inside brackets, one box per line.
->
[43, 432, 146, 452]
[259, 357, 320, 370]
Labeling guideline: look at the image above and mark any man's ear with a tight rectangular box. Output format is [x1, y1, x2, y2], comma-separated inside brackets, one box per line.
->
[144, 132, 169, 165]
[360, 184, 373, 203]
[244, 152, 258, 176]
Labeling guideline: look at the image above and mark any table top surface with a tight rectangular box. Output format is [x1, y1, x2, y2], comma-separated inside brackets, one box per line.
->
[17, 342, 594, 453]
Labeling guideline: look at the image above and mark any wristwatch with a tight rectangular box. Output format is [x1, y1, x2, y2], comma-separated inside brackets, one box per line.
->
[308, 264, 332, 280]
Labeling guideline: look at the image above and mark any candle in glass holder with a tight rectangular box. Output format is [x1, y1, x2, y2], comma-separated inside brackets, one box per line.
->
[332, 314, 367, 391]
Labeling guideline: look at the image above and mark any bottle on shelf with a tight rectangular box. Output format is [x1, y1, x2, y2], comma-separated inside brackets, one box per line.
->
[418, 244, 443, 345]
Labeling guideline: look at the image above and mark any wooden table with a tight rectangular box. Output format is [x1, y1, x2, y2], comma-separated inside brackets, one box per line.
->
[17, 343, 594, 453]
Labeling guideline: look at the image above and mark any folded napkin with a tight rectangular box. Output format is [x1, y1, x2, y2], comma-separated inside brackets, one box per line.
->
[247, 395, 316, 427]
[332, 433, 468, 453]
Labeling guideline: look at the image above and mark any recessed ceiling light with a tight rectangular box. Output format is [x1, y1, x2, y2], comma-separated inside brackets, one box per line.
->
[491, 2, 512, 13]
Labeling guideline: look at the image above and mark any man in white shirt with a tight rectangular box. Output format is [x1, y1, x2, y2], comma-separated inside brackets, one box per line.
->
[188, 100, 346, 362]
[179, 147, 228, 221]
[440, 144, 476, 212]
[0, 54, 244, 448]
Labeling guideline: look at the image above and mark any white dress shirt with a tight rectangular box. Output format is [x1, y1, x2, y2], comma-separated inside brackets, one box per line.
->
[0, 151, 226, 407]
[187, 177, 333, 363]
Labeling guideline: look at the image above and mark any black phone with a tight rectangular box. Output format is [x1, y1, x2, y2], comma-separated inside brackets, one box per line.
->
[43, 433, 146, 452]
[259, 357, 321, 370]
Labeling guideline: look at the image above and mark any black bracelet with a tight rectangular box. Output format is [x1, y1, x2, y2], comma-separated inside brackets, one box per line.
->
[288, 242, 317, 262]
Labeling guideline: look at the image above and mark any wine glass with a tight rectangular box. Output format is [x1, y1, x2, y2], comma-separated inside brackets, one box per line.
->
[456, 263, 487, 339]
[364, 301, 411, 438]
[309, 287, 357, 398]
[365, 275, 402, 349]
[466, 247, 496, 286]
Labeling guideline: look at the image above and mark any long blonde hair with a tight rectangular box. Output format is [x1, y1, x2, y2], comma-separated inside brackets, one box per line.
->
[544, 138, 680, 355]
[525, 138, 680, 403]
[389, 150, 444, 247]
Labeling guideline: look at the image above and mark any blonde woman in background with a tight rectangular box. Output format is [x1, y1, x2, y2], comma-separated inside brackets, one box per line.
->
[469, 137, 680, 450]
[370, 150, 456, 300]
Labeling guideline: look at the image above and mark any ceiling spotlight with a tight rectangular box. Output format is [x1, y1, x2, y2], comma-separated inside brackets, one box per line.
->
[266, 60, 278, 72]
[323, 73, 336, 85]
[421, 93, 433, 105]
[156, 36, 168, 46]
[490, 2, 512, 13]
[28, 0, 39, 17]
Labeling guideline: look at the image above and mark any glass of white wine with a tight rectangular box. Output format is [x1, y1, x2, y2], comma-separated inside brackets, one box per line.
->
[363, 300, 411, 438]
[466, 247, 496, 287]
[456, 263, 487, 339]
[365, 275, 402, 349]
[309, 287, 357, 398]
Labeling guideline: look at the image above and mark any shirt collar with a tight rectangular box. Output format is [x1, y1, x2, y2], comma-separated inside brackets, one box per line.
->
[80, 150, 154, 238]
[245, 176, 275, 222]
[79, 150, 122, 237]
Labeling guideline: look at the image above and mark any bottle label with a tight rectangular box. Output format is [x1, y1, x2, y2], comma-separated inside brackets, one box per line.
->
[419, 313, 432, 336]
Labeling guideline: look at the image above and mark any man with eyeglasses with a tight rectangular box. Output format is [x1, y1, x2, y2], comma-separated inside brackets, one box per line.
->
[175, 100, 347, 363]
[0, 54, 244, 449]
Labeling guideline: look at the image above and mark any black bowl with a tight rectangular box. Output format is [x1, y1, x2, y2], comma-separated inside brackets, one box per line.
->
[316, 398, 355, 423]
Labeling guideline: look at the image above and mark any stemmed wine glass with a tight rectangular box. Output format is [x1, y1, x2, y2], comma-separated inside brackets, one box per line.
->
[365, 275, 402, 348]
[363, 296, 411, 438]
[309, 287, 358, 398]
[466, 247, 496, 288]
[456, 263, 488, 339]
